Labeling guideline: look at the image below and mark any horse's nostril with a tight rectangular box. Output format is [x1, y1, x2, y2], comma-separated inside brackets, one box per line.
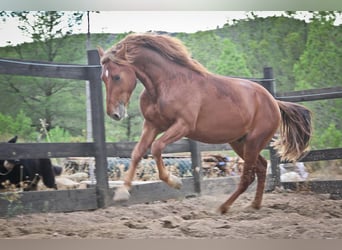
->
[112, 113, 121, 121]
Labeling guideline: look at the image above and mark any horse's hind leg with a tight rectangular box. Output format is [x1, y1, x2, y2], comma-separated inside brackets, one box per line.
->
[218, 141, 257, 214]
[219, 154, 267, 213]
[251, 155, 268, 209]
[219, 127, 274, 214]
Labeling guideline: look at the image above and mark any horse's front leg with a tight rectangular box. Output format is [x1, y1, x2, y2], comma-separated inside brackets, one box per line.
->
[113, 121, 159, 201]
[151, 120, 189, 189]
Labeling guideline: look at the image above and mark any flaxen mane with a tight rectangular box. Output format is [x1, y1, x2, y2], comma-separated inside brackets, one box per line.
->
[101, 33, 210, 76]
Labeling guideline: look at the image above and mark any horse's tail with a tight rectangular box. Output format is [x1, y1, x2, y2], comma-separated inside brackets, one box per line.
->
[271, 101, 313, 162]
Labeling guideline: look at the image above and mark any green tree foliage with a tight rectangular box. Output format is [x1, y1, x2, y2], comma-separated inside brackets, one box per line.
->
[293, 12, 342, 149]
[312, 123, 342, 149]
[218, 15, 308, 91]
[0, 12, 87, 137]
[212, 38, 252, 77]
[176, 31, 224, 72]
[0, 111, 36, 141]
[294, 15, 341, 89]
[176, 32, 251, 77]
[41, 125, 72, 143]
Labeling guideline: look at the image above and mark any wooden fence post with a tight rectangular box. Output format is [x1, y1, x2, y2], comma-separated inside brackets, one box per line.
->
[262, 67, 281, 189]
[87, 50, 110, 208]
[262, 67, 275, 95]
[189, 139, 202, 194]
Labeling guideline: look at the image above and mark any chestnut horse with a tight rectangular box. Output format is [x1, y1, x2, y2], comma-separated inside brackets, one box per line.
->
[98, 33, 312, 214]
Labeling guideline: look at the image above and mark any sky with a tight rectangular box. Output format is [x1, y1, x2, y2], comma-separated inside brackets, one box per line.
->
[79, 11, 286, 33]
[0, 11, 340, 47]
[0, 11, 286, 47]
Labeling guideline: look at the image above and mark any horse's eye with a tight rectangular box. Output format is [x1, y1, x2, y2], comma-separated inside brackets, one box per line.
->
[113, 75, 121, 81]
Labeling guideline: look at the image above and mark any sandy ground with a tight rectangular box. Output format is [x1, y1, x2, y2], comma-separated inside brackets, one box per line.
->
[1, 190, 341, 239]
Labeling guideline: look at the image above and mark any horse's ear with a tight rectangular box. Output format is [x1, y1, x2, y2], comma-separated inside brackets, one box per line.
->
[97, 46, 105, 58]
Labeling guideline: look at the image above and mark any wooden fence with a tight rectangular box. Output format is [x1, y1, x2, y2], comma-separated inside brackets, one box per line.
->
[0, 52, 341, 216]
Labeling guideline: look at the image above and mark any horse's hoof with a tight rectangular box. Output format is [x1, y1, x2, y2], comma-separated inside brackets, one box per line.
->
[250, 202, 261, 210]
[168, 174, 182, 189]
[113, 186, 130, 201]
[218, 204, 230, 215]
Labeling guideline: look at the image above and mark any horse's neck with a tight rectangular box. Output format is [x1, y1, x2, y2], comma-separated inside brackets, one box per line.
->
[135, 68, 158, 101]
[133, 50, 172, 101]
[135, 49, 172, 75]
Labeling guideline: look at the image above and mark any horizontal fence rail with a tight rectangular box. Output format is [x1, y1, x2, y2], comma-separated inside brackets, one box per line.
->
[276, 86, 342, 102]
[1, 139, 341, 162]
[0, 140, 217, 159]
[299, 148, 342, 162]
[0, 57, 100, 80]
[0, 142, 96, 159]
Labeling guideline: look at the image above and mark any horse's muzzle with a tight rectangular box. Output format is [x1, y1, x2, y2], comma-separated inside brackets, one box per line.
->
[109, 102, 127, 121]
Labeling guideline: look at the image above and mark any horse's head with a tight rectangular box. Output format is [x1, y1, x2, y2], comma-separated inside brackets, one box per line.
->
[98, 47, 137, 121]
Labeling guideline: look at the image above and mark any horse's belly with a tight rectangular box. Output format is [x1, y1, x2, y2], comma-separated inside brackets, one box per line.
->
[188, 117, 248, 144]
[188, 132, 245, 144]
